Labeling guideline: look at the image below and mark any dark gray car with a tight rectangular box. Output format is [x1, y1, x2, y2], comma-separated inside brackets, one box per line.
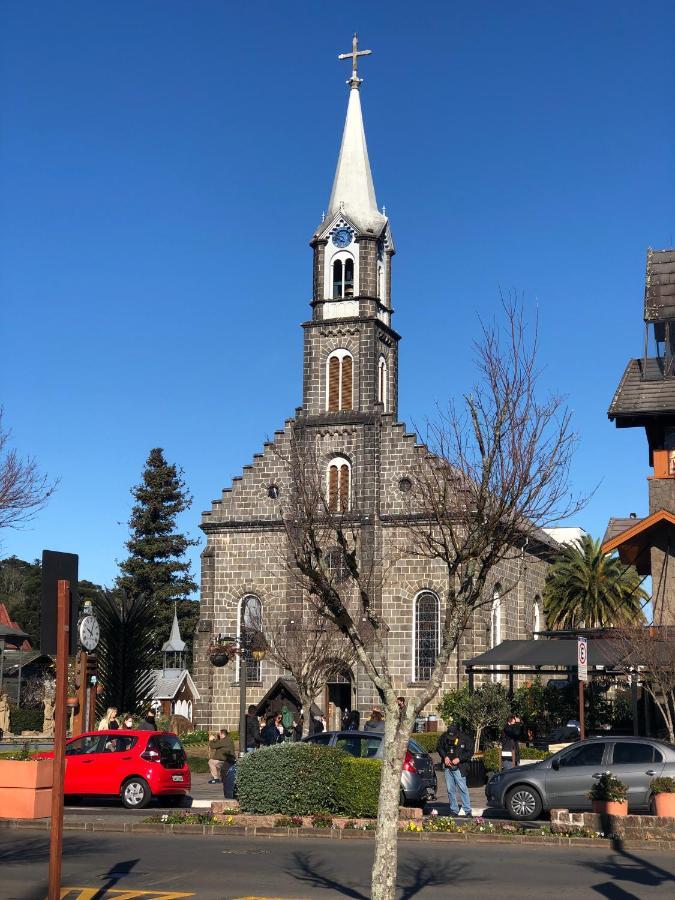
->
[486, 736, 675, 820]
[303, 730, 437, 805]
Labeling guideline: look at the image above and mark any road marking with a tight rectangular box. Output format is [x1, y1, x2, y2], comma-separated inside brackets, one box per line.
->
[58, 890, 195, 899]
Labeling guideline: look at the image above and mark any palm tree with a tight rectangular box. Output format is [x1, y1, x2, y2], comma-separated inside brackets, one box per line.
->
[543, 535, 648, 629]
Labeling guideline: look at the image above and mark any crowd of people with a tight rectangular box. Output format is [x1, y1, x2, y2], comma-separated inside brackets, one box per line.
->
[96, 706, 159, 732]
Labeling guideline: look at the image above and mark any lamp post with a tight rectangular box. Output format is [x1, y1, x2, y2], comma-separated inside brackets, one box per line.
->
[209, 628, 266, 755]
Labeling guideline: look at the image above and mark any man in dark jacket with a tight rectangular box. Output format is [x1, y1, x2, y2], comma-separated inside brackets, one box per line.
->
[245, 705, 261, 752]
[137, 711, 157, 731]
[500, 715, 524, 770]
[437, 723, 473, 817]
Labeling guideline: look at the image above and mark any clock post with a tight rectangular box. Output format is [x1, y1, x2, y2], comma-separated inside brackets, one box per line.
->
[72, 600, 100, 735]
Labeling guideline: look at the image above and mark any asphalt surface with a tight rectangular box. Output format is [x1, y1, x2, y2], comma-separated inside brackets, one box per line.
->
[1, 829, 674, 899]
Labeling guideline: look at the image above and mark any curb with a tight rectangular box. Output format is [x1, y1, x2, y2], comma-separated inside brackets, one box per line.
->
[0, 818, 672, 850]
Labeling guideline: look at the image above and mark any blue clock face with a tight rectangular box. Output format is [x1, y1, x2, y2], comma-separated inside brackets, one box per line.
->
[332, 228, 352, 248]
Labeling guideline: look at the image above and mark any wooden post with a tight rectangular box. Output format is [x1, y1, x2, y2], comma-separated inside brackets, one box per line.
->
[48, 579, 69, 900]
[578, 680, 585, 741]
[72, 650, 87, 737]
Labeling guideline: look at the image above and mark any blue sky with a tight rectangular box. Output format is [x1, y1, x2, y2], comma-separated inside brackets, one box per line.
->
[2, 1, 674, 592]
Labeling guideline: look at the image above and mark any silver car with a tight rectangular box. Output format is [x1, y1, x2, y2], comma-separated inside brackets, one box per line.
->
[303, 731, 437, 805]
[485, 736, 675, 820]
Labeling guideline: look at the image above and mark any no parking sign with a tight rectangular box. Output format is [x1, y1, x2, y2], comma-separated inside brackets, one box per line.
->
[577, 636, 588, 682]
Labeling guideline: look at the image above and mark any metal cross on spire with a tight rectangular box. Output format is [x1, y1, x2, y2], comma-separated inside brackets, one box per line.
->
[338, 33, 372, 89]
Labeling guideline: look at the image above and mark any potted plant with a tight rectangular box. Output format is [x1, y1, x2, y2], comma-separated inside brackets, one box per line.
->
[0, 743, 53, 820]
[209, 640, 236, 667]
[588, 773, 628, 816]
[650, 777, 675, 817]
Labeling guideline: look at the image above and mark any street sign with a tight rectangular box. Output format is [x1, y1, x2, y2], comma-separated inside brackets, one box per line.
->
[577, 636, 588, 683]
[41, 550, 79, 655]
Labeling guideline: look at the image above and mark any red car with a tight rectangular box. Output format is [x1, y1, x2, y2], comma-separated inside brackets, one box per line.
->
[39, 730, 191, 809]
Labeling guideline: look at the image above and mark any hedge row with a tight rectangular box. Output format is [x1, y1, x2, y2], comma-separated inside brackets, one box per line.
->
[236, 743, 381, 818]
[9, 706, 43, 734]
[412, 732, 439, 754]
[483, 745, 551, 773]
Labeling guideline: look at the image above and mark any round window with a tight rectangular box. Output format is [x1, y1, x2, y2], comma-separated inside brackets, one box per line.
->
[398, 477, 413, 493]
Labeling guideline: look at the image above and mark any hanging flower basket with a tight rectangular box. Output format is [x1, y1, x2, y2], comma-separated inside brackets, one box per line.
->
[209, 642, 237, 667]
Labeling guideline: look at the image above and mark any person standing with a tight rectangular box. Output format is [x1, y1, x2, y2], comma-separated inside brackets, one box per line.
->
[245, 704, 261, 752]
[364, 710, 385, 734]
[208, 728, 235, 783]
[500, 715, 523, 770]
[137, 710, 158, 731]
[261, 714, 284, 746]
[438, 722, 473, 817]
[98, 707, 119, 731]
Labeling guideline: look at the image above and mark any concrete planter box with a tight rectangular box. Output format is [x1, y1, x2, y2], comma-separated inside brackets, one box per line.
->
[0, 758, 52, 820]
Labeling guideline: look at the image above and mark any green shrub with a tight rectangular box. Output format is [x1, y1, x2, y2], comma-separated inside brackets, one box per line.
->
[182, 730, 209, 746]
[588, 773, 627, 802]
[483, 746, 501, 772]
[482, 745, 549, 773]
[412, 732, 439, 754]
[337, 756, 381, 818]
[236, 743, 383, 818]
[311, 812, 334, 829]
[236, 743, 347, 815]
[650, 777, 675, 795]
[9, 706, 43, 734]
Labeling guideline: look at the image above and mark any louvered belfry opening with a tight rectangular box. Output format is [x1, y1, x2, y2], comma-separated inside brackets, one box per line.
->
[328, 356, 340, 411]
[328, 459, 350, 512]
[327, 352, 353, 412]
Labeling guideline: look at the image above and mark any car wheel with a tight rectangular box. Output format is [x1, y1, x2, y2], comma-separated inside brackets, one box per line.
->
[121, 777, 151, 809]
[505, 785, 542, 820]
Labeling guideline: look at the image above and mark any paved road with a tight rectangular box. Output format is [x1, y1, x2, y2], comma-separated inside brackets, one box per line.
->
[1, 829, 674, 900]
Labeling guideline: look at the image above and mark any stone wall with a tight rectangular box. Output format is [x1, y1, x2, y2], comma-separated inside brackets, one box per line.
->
[551, 808, 675, 841]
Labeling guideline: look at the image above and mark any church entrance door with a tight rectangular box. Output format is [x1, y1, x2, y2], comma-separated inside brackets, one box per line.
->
[325, 668, 354, 731]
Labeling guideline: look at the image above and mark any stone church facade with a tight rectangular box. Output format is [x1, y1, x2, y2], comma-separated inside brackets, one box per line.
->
[193, 59, 552, 731]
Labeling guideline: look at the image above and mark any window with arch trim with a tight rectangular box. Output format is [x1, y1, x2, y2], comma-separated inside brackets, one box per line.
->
[533, 596, 542, 640]
[413, 590, 440, 681]
[490, 586, 502, 682]
[327, 350, 353, 412]
[332, 254, 355, 298]
[327, 456, 351, 513]
[237, 594, 263, 682]
[378, 355, 388, 409]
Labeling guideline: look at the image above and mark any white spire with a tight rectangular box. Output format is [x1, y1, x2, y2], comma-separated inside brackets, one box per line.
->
[162, 604, 186, 653]
[324, 36, 387, 236]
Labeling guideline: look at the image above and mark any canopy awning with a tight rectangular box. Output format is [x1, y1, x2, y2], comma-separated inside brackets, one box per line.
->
[465, 639, 627, 671]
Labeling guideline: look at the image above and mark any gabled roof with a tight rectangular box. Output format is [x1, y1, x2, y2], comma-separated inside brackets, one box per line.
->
[601, 508, 675, 576]
[608, 358, 675, 423]
[149, 669, 200, 701]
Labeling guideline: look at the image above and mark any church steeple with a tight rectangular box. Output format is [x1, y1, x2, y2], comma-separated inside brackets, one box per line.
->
[303, 36, 398, 422]
[327, 72, 386, 235]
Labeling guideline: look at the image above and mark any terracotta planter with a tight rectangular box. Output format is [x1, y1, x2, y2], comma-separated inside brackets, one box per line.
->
[0, 758, 53, 819]
[653, 792, 675, 817]
[66, 697, 79, 709]
[592, 799, 628, 816]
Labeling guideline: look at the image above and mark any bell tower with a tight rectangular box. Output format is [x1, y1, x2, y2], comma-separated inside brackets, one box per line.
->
[303, 35, 398, 421]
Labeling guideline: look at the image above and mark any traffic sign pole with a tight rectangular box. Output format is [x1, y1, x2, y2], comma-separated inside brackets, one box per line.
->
[48, 579, 69, 900]
[577, 637, 588, 741]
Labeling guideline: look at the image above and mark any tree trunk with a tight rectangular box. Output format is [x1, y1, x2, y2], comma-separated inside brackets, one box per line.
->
[371, 704, 411, 900]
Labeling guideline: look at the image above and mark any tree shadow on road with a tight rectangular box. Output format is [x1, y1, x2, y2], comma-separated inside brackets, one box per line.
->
[580, 840, 675, 898]
[286, 849, 468, 898]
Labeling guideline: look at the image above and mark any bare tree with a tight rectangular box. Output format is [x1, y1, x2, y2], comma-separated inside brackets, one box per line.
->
[615, 626, 675, 743]
[263, 604, 356, 736]
[273, 303, 584, 900]
[0, 409, 57, 530]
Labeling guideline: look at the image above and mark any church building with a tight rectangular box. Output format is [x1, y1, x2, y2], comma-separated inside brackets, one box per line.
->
[193, 40, 552, 730]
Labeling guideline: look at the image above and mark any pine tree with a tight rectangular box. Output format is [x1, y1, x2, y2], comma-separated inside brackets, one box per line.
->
[117, 448, 199, 661]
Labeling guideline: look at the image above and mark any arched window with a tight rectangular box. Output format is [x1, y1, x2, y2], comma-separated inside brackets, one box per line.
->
[237, 594, 263, 682]
[332, 253, 355, 298]
[326, 350, 353, 412]
[533, 596, 542, 639]
[378, 355, 387, 409]
[413, 590, 440, 681]
[327, 456, 351, 513]
[490, 586, 502, 682]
